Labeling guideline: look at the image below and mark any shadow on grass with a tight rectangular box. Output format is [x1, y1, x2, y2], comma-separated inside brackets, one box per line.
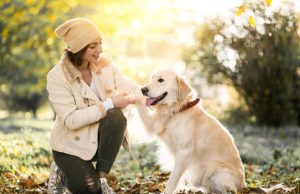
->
[0, 118, 52, 134]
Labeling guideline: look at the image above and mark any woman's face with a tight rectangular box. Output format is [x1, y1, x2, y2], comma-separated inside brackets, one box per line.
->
[82, 38, 102, 64]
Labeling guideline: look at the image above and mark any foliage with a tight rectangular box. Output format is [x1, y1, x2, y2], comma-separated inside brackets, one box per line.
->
[0, 119, 52, 193]
[0, 0, 81, 116]
[185, 0, 300, 126]
[0, 0, 103, 116]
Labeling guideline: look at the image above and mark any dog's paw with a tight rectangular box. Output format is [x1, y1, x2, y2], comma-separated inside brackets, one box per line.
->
[133, 97, 148, 107]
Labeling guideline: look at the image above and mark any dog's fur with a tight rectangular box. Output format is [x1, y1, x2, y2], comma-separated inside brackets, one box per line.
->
[136, 69, 245, 194]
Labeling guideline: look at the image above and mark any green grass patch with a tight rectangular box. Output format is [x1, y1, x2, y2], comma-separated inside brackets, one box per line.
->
[0, 118, 52, 187]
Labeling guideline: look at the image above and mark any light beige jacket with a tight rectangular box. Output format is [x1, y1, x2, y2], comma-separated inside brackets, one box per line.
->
[47, 53, 141, 160]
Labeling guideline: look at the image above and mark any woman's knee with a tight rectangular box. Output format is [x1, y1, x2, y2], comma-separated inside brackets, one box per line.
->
[86, 177, 101, 194]
[106, 108, 127, 127]
[70, 177, 100, 194]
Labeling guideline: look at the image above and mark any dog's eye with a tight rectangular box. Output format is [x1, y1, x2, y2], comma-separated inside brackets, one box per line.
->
[158, 78, 164, 83]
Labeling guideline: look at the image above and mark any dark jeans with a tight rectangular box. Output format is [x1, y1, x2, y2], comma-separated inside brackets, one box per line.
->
[52, 108, 127, 194]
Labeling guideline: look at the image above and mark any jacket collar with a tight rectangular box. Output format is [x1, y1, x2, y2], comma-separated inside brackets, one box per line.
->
[60, 53, 107, 84]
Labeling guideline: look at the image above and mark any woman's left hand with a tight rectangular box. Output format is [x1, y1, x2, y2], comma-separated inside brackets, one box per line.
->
[111, 92, 135, 109]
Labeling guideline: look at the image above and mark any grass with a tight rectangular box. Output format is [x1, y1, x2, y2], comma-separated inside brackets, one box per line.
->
[0, 118, 52, 187]
[0, 117, 299, 193]
[228, 125, 300, 191]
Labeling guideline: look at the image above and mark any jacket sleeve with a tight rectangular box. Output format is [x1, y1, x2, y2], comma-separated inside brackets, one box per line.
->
[47, 71, 106, 130]
[112, 63, 143, 98]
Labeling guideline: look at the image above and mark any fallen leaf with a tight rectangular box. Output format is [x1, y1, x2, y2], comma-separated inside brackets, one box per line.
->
[261, 184, 294, 194]
[4, 172, 16, 179]
[19, 176, 37, 188]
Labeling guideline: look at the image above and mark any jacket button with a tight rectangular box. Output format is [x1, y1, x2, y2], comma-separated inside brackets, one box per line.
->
[105, 89, 112, 94]
[75, 136, 80, 141]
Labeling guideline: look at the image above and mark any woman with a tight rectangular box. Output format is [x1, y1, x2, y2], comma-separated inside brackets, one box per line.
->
[47, 18, 142, 194]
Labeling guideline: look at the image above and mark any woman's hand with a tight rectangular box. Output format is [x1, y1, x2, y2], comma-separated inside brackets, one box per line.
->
[111, 92, 135, 109]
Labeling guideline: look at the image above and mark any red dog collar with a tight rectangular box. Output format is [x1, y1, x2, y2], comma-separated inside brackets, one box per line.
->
[179, 98, 200, 112]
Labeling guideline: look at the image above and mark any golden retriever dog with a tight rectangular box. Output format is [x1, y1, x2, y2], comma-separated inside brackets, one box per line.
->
[135, 69, 245, 194]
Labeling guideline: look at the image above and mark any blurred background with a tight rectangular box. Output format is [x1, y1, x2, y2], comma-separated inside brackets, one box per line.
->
[0, 0, 299, 193]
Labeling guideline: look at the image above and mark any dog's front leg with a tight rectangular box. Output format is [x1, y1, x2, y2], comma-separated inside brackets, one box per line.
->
[135, 103, 156, 134]
[164, 152, 187, 194]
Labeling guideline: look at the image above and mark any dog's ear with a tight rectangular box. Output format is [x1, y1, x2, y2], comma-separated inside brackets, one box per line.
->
[176, 76, 191, 100]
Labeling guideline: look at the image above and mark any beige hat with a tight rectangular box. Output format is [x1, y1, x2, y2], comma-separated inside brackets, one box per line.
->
[55, 18, 101, 53]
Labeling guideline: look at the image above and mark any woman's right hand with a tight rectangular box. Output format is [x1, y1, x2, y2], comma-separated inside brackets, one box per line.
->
[111, 92, 135, 109]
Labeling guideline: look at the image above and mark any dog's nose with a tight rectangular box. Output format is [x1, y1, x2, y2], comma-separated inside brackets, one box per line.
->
[141, 87, 149, 95]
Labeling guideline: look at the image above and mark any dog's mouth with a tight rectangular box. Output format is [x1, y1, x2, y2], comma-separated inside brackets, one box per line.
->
[145, 92, 168, 106]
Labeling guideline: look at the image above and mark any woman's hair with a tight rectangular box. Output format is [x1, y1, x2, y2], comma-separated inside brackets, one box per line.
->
[65, 44, 89, 68]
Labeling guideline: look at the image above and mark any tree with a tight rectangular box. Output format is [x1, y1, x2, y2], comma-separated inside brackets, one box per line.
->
[185, 0, 300, 126]
[0, 0, 79, 117]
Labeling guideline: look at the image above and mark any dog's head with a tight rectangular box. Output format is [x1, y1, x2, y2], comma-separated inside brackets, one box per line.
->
[141, 69, 192, 106]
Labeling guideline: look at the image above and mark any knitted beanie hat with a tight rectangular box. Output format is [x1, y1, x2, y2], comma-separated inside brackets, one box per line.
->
[55, 18, 101, 53]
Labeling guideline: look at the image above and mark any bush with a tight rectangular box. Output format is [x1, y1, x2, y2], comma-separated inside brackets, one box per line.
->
[185, 0, 300, 126]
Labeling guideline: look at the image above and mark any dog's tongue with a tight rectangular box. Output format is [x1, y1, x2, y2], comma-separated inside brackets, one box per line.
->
[145, 98, 156, 106]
